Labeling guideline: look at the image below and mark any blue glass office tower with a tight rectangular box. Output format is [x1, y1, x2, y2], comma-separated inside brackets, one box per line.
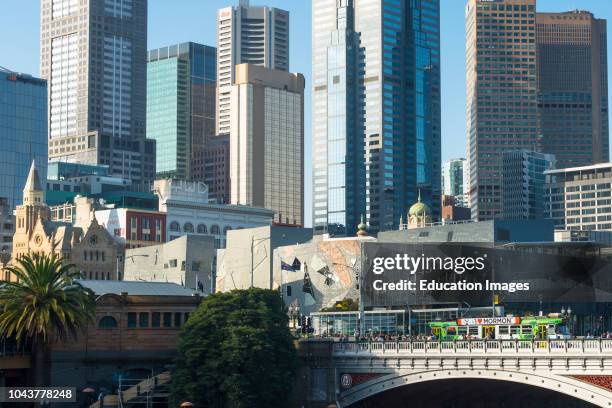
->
[312, 0, 440, 235]
[0, 68, 48, 210]
[147, 43, 216, 181]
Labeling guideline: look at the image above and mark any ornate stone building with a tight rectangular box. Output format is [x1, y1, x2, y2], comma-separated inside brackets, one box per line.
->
[10, 161, 119, 280]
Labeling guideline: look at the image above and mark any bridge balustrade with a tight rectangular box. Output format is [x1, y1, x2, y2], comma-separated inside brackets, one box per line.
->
[331, 339, 612, 355]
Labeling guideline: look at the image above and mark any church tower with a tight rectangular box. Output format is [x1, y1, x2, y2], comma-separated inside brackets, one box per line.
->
[13, 160, 50, 259]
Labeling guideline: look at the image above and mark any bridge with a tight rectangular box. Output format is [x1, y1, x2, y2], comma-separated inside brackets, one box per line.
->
[296, 339, 612, 408]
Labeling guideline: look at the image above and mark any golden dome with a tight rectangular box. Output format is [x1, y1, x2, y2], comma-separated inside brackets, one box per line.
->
[408, 191, 430, 217]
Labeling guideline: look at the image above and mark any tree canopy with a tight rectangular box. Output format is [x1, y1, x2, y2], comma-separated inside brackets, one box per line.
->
[171, 288, 298, 408]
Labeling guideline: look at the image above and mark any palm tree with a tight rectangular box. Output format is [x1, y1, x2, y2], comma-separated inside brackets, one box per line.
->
[0, 253, 95, 386]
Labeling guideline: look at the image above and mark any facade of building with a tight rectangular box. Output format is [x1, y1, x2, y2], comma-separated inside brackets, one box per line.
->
[229, 64, 304, 226]
[200, 134, 230, 204]
[537, 11, 609, 168]
[216, 225, 313, 292]
[147, 42, 217, 180]
[49, 280, 200, 396]
[312, 0, 441, 235]
[153, 179, 274, 249]
[545, 163, 612, 231]
[442, 158, 469, 208]
[216, 0, 289, 135]
[502, 150, 555, 220]
[94, 207, 166, 249]
[40, 0, 155, 186]
[11, 162, 119, 281]
[123, 234, 216, 293]
[0, 68, 48, 211]
[441, 195, 471, 222]
[466, 0, 538, 221]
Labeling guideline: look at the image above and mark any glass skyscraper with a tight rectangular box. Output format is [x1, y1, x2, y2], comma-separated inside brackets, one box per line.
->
[0, 68, 48, 210]
[312, 0, 441, 235]
[147, 42, 216, 181]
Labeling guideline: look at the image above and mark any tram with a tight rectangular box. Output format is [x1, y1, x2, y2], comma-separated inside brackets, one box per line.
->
[428, 315, 571, 340]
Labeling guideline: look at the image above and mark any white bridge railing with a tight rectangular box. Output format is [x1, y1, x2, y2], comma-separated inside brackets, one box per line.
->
[332, 339, 612, 354]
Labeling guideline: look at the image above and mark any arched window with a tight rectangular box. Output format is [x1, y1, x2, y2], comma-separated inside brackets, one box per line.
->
[223, 226, 232, 234]
[197, 224, 207, 234]
[169, 221, 180, 232]
[98, 316, 118, 328]
[211, 225, 220, 235]
[184, 223, 194, 233]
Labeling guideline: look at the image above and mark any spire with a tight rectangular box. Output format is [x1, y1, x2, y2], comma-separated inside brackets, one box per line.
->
[417, 189, 422, 203]
[24, 160, 42, 192]
[356, 214, 368, 237]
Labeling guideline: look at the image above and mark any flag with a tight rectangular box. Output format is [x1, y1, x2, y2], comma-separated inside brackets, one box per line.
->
[281, 260, 296, 272]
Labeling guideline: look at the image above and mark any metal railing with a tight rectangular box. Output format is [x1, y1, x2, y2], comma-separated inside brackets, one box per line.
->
[332, 339, 612, 354]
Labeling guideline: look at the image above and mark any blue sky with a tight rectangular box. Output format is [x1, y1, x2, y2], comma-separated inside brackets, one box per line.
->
[2, 0, 612, 226]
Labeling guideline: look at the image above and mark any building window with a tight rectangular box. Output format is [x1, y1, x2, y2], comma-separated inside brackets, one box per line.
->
[98, 316, 118, 328]
[174, 312, 182, 327]
[286, 285, 292, 297]
[139, 312, 149, 328]
[192, 261, 201, 272]
[156, 219, 162, 242]
[127, 312, 137, 328]
[197, 224, 207, 234]
[130, 217, 138, 240]
[170, 221, 180, 232]
[163, 312, 172, 327]
[211, 225, 220, 235]
[184, 223, 194, 233]
[184, 312, 190, 322]
[169, 259, 177, 268]
[152, 312, 161, 328]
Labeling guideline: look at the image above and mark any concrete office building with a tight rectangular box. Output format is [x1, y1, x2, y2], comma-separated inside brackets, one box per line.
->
[442, 158, 469, 208]
[545, 163, 612, 231]
[123, 235, 216, 293]
[466, 0, 539, 221]
[216, 0, 289, 135]
[215, 225, 313, 292]
[229, 64, 304, 226]
[40, 0, 155, 186]
[200, 134, 230, 204]
[537, 11, 609, 168]
[312, 0, 441, 235]
[502, 150, 555, 220]
[147, 42, 217, 181]
[153, 179, 274, 249]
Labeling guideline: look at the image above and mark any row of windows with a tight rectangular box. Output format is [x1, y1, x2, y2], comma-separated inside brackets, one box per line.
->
[168, 221, 230, 235]
[98, 311, 191, 329]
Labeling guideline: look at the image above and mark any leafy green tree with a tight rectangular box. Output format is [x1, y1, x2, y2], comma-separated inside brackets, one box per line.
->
[171, 288, 298, 408]
[0, 253, 95, 386]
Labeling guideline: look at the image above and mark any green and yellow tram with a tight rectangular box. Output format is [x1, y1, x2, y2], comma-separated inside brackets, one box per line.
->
[428, 315, 571, 340]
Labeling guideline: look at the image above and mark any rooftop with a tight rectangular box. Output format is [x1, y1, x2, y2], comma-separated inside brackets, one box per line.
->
[77, 280, 199, 297]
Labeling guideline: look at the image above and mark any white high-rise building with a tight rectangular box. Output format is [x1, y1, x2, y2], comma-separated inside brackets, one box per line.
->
[442, 158, 469, 208]
[216, 0, 289, 135]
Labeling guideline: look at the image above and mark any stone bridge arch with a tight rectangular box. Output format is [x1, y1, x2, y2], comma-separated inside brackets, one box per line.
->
[338, 369, 612, 407]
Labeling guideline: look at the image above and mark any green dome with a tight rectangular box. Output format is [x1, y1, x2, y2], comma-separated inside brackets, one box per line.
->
[408, 190, 430, 217]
